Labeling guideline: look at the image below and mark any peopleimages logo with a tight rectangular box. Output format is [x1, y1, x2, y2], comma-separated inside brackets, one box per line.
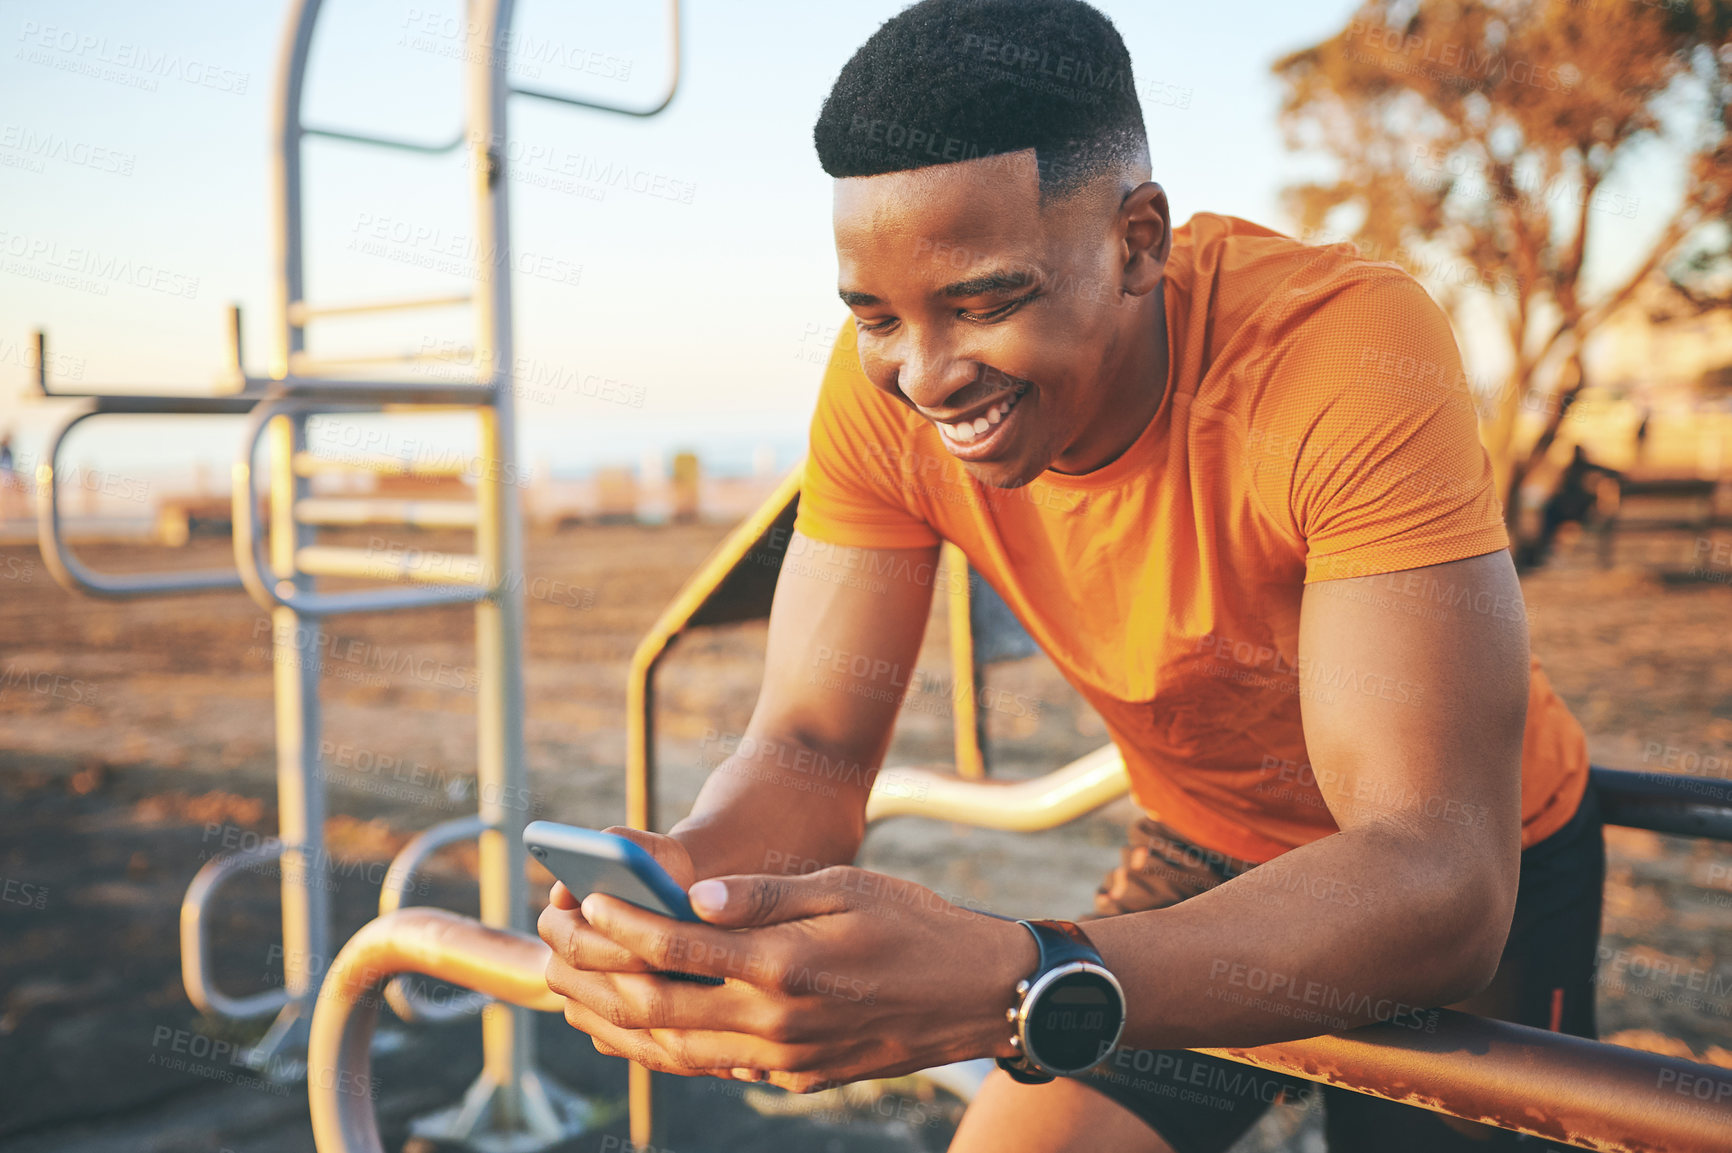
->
[16, 20, 250, 95]
[1344, 20, 1577, 93]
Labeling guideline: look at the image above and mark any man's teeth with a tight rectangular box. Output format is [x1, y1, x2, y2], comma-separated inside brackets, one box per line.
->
[942, 392, 1021, 443]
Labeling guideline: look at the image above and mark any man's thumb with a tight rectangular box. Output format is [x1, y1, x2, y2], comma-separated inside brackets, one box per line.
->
[687, 873, 847, 927]
[601, 826, 693, 888]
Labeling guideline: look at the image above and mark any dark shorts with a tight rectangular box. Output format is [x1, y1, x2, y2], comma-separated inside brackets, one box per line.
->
[1063, 785, 1605, 1153]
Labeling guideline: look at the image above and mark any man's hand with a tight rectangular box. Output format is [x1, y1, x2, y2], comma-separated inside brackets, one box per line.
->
[537, 864, 1034, 1092]
[534, 827, 696, 981]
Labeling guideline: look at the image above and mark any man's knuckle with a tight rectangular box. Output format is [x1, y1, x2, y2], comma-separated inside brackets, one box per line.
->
[747, 878, 783, 922]
[637, 982, 669, 1026]
[543, 958, 579, 997]
[536, 905, 566, 948]
[762, 949, 796, 994]
[648, 929, 678, 968]
[761, 1007, 802, 1045]
[628, 1034, 666, 1069]
[603, 993, 634, 1030]
[660, 1029, 695, 1068]
[777, 1045, 821, 1074]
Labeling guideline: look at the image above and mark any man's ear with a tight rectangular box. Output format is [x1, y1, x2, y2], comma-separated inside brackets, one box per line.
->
[1121, 182, 1170, 297]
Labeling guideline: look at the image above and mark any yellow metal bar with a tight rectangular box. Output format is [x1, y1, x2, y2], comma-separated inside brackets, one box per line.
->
[624, 461, 802, 1150]
[626, 461, 804, 833]
[309, 907, 1732, 1153]
[943, 541, 986, 780]
[866, 744, 1128, 829]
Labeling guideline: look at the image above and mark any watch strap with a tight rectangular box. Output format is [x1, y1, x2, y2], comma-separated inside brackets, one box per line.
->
[1020, 918, 1102, 969]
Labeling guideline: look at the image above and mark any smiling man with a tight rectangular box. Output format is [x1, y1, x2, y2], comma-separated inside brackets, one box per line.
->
[537, 2, 1602, 1150]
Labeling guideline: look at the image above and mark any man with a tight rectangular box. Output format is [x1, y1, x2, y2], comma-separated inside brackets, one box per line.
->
[1533, 444, 1622, 566]
[538, 2, 1602, 1149]
[0, 433, 19, 524]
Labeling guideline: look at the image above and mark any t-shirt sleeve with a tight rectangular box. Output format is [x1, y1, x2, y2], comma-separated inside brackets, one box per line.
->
[1248, 273, 1509, 582]
[792, 318, 942, 550]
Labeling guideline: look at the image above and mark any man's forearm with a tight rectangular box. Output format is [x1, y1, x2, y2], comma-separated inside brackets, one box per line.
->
[667, 743, 874, 881]
[1085, 822, 1511, 1051]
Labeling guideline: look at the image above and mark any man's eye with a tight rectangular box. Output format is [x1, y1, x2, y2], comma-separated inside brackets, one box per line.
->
[857, 316, 898, 334]
[959, 291, 1039, 324]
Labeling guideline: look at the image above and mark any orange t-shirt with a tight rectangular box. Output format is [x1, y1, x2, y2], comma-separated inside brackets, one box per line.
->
[793, 212, 1587, 864]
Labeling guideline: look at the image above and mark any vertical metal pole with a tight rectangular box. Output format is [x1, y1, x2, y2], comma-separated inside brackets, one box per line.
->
[272, 0, 322, 380]
[944, 542, 986, 779]
[221, 304, 247, 394]
[247, 0, 327, 1071]
[627, 651, 657, 1150]
[268, 414, 329, 1052]
[32, 329, 48, 393]
[470, 0, 534, 1127]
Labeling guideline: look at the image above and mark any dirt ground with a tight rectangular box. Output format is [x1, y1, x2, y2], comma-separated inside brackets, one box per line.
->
[0, 520, 1729, 1152]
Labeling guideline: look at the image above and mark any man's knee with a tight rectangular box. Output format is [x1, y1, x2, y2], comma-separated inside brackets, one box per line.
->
[950, 1067, 1177, 1153]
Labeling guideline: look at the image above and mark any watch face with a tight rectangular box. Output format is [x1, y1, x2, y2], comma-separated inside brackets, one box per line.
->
[1025, 969, 1124, 1073]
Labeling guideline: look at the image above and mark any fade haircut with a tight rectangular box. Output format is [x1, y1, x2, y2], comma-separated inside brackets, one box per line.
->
[814, 0, 1150, 201]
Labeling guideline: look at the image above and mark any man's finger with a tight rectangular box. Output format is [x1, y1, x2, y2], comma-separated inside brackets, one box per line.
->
[600, 825, 693, 887]
[578, 892, 756, 978]
[557, 995, 789, 1075]
[545, 965, 799, 1041]
[538, 902, 654, 973]
[685, 869, 854, 928]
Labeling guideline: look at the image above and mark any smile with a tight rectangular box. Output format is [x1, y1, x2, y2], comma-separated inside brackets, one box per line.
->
[936, 385, 1027, 448]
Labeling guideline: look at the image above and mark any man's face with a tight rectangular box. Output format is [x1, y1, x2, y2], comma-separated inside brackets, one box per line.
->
[833, 150, 1163, 489]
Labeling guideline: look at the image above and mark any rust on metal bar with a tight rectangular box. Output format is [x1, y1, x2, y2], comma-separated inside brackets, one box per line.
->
[309, 908, 1732, 1153]
[1197, 1009, 1732, 1152]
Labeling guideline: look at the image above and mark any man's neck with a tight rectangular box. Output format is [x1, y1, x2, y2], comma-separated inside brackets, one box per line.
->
[1048, 280, 1169, 477]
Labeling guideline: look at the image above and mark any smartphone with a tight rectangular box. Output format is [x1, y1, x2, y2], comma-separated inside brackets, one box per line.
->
[523, 821, 723, 985]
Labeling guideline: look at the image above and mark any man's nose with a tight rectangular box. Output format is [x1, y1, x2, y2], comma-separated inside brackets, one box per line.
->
[895, 339, 976, 411]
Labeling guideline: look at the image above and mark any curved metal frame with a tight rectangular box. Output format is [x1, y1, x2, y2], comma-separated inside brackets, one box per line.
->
[618, 463, 1127, 1146]
[181, 842, 294, 1020]
[307, 907, 1732, 1153]
[510, 0, 681, 118]
[609, 473, 1732, 1150]
[625, 462, 804, 832]
[307, 909, 567, 1153]
[864, 743, 1129, 828]
[27, 0, 682, 1139]
[231, 395, 495, 618]
[36, 404, 245, 597]
[377, 814, 496, 1023]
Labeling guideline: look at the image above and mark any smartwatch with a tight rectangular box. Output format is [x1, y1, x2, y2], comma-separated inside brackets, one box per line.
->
[996, 919, 1126, 1083]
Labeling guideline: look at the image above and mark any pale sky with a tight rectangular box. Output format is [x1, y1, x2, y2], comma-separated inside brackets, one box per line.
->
[0, 0, 1681, 475]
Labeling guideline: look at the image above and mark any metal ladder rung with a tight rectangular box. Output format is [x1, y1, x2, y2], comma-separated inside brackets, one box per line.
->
[295, 544, 486, 585]
[286, 294, 472, 325]
[291, 451, 475, 479]
[286, 350, 475, 374]
[291, 451, 477, 479]
[301, 124, 465, 155]
[295, 497, 478, 529]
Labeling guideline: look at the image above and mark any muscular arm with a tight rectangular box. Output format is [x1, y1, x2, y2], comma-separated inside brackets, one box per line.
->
[544, 547, 1533, 1085]
[668, 530, 941, 880]
[1087, 548, 1528, 1049]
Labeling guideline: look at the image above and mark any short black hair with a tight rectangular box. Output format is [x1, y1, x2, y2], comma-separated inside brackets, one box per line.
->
[814, 0, 1149, 199]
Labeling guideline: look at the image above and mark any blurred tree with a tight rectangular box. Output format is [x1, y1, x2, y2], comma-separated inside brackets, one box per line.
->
[1272, 0, 1732, 532]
